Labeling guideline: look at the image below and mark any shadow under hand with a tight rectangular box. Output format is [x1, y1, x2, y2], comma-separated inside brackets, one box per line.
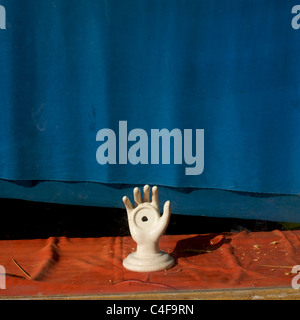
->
[170, 233, 230, 267]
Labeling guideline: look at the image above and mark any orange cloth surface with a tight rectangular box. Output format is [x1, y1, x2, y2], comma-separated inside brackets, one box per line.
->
[1, 230, 300, 297]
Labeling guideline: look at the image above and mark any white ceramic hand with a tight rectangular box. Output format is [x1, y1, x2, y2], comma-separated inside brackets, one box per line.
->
[122, 185, 171, 256]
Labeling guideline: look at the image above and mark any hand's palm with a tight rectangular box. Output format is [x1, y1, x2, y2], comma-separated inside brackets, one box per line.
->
[123, 185, 171, 244]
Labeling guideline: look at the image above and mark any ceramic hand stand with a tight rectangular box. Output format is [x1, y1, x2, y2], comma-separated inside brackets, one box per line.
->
[122, 185, 174, 272]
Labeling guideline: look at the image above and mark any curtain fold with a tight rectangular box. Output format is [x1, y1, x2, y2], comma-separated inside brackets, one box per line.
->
[0, 0, 300, 208]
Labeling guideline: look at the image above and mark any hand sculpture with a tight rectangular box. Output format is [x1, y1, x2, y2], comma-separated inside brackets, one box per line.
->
[122, 185, 174, 272]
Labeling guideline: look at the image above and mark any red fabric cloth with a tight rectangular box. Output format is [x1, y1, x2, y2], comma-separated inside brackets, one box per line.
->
[1, 230, 300, 297]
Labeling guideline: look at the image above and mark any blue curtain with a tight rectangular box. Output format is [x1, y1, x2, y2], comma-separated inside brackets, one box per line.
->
[1, 0, 300, 222]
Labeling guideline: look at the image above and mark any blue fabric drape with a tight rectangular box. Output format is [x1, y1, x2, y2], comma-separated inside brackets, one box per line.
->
[0, 0, 300, 221]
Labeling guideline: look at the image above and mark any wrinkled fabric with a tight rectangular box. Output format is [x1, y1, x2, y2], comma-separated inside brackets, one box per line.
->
[0, 0, 300, 192]
[1, 231, 300, 297]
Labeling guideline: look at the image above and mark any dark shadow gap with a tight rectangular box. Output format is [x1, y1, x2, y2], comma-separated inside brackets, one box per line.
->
[0, 198, 286, 240]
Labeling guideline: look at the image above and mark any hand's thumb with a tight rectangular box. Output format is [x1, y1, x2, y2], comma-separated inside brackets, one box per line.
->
[162, 200, 171, 224]
[163, 200, 170, 214]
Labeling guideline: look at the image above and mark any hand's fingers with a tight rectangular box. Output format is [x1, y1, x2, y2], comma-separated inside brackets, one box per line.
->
[143, 185, 150, 202]
[133, 187, 142, 206]
[122, 196, 133, 214]
[151, 186, 159, 209]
